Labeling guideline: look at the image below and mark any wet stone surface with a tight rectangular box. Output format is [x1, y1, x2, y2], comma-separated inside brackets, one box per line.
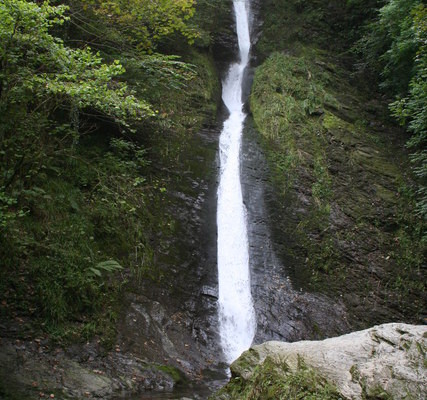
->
[116, 126, 229, 384]
[241, 118, 351, 344]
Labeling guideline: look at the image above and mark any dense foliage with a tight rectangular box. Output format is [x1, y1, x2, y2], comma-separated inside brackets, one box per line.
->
[357, 0, 426, 219]
[0, 0, 151, 224]
[75, 0, 197, 51]
[0, 0, 221, 339]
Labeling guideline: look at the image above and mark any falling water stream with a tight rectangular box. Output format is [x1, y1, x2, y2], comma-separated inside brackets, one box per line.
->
[217, 0, 256, 364]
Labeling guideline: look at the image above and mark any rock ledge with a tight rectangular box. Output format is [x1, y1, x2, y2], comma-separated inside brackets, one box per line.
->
[224, 323, 426, 399]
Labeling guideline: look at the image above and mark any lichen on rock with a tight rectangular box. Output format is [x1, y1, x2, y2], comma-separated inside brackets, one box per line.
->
[212, 323, 427, 400]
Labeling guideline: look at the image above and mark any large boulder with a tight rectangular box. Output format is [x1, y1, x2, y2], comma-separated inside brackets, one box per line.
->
[214, 323, 426, 399]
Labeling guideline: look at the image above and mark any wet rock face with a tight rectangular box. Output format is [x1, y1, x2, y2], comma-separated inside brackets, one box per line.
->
[211, 0, 238, 74]
[241, 119, 351, 343]
[226, 323, 427, 400]
[248, 46, 425, 330]
[116, 127, 227, 377]
[212, 0, 262, 77]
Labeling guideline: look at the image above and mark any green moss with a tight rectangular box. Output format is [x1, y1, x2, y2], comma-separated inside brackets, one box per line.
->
[373, 184, 399, 204]
[212, 357, 346, 400]
[350, 365, 360, 383]
[230, 348, 261, 378]
[250, 0, 426, 322]
[148, 49, 220, 135]
[251, 50, 333, 210]
[250, 49, 337, 284]
[156, 365, 186, 385]
[365, 385, 393, 400]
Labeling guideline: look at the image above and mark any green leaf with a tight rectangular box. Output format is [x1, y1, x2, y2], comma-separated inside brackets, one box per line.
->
[89, 267, 102, 277]
[95, 260, 123, 272]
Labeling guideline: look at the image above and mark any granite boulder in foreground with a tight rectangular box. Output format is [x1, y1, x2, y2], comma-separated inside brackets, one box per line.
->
[213, 323, 426, 399]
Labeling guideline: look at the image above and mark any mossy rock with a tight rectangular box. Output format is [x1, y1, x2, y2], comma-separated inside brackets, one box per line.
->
[156, 365, 187, 385]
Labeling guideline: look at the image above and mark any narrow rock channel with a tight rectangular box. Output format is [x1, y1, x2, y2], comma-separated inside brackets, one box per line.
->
[217, 0, 256, 364]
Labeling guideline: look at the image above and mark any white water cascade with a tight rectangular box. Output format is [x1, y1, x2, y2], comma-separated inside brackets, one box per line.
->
[217, 0, 256, 364]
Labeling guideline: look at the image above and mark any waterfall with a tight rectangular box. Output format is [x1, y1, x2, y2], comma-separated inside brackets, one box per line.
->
[217, 0, 256, 364]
